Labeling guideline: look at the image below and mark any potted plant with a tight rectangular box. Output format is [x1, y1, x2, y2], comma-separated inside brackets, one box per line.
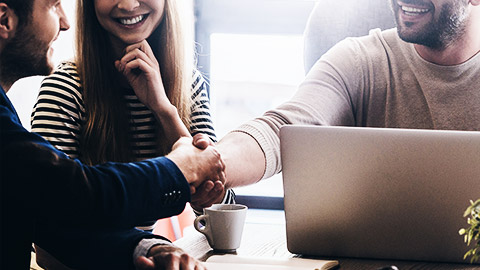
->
[459, 199, 480, 263]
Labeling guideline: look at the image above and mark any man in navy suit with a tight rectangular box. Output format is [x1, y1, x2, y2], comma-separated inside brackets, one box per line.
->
[0, 0, 223, 269]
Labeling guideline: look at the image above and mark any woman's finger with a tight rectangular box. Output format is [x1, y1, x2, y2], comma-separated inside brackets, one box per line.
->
[119, 48, 157, 71]
[124, 40, 155, 60]
[123, 58, 155, 76]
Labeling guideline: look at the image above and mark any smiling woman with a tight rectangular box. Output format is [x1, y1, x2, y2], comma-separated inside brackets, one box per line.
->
[51, 0, 197, 165]
[94, 0, 166, 47]
[30, 0, 230, 217]
[28, 0, 234, 268]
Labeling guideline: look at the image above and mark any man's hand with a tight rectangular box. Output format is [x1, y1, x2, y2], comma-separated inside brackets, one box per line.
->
[190, 180, 225, 211]
[134, 245, 206, 270]
[166, 137, 226, 189]
[192, 133, 214, 150]
[189, 134, 227, 210]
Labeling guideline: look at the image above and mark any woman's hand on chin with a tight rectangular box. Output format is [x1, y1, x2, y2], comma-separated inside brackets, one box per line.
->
[115, 40, 170, 113]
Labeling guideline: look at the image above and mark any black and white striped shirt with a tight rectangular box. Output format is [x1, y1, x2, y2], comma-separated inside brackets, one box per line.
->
[32, 61, 216, 159]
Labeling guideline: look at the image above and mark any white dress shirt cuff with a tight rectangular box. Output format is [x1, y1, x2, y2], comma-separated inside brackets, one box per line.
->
[133, 238, 172, 262]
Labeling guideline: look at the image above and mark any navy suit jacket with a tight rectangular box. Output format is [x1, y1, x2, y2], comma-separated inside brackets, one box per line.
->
[0, 87, 191, 269]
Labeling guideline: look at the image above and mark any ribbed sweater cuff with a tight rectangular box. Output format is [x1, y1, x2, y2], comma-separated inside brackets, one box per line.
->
[231, 122, 277, 179]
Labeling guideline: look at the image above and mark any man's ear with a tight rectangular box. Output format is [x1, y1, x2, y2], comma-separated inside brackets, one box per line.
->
[0, 3, 18, 40]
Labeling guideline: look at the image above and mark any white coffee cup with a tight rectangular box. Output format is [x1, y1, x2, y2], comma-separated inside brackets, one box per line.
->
[194, 204, 248, 252]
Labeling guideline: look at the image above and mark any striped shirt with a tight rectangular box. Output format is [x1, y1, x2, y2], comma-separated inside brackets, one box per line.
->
[32, 62, 235, 209]
[32, 61, 216, 159]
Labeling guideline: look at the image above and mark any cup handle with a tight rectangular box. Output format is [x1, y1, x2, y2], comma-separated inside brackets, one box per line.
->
[194, 215, 214, 247]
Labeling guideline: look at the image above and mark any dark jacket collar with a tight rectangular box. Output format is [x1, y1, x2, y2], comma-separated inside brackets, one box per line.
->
[0, 84, 21, 123]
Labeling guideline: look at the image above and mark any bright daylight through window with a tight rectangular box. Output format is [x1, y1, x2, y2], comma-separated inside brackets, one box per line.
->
[209, 33, 305, 198]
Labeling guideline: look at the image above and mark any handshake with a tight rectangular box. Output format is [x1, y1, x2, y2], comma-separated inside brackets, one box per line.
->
[166, 134, 227, 210]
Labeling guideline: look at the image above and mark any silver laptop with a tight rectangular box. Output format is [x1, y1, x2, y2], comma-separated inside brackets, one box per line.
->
[280, 125, 480, 263]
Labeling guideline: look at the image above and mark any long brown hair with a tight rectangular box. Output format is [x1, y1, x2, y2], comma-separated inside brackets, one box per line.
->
[76, 0, 192, 165]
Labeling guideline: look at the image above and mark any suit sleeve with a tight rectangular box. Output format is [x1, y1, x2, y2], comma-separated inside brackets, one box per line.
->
[1, 105, 191, 228]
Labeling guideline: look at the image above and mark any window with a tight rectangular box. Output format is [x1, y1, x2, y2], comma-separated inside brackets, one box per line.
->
[194, 0, 316, 208]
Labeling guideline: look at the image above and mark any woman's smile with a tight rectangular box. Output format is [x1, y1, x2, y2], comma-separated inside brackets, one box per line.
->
[115, 13, 150, 29]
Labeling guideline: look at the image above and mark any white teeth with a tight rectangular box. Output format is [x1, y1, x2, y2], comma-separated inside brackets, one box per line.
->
[401, 6, 430, 14]
[119, 15, 145, 25]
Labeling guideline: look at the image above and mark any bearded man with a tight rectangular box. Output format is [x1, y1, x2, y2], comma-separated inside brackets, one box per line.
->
[209, 0, 480, 188]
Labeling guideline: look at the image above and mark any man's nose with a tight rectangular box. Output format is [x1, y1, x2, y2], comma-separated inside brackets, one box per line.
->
[58, 3, 70, 31]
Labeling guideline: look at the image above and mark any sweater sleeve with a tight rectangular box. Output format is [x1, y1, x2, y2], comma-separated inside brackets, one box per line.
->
[31, 62, 84, 159]
[3, 104, 191, 228]
[234, 37, 365, 179]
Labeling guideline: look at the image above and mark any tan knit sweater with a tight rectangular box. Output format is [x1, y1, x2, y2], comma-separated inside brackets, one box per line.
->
[236, 28, 480, 179]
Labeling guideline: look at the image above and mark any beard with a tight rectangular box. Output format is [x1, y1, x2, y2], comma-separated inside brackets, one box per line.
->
[0, 22, 53, 87]
[392, 0, 469, 50]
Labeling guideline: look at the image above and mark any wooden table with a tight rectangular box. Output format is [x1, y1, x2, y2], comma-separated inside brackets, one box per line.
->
[174, 211, 480, 270]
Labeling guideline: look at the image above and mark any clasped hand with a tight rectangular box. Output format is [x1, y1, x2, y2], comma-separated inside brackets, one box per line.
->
[167, 134, 227, 209]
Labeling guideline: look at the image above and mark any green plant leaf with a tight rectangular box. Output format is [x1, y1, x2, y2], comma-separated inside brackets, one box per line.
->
[461, 198, 480, 263]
